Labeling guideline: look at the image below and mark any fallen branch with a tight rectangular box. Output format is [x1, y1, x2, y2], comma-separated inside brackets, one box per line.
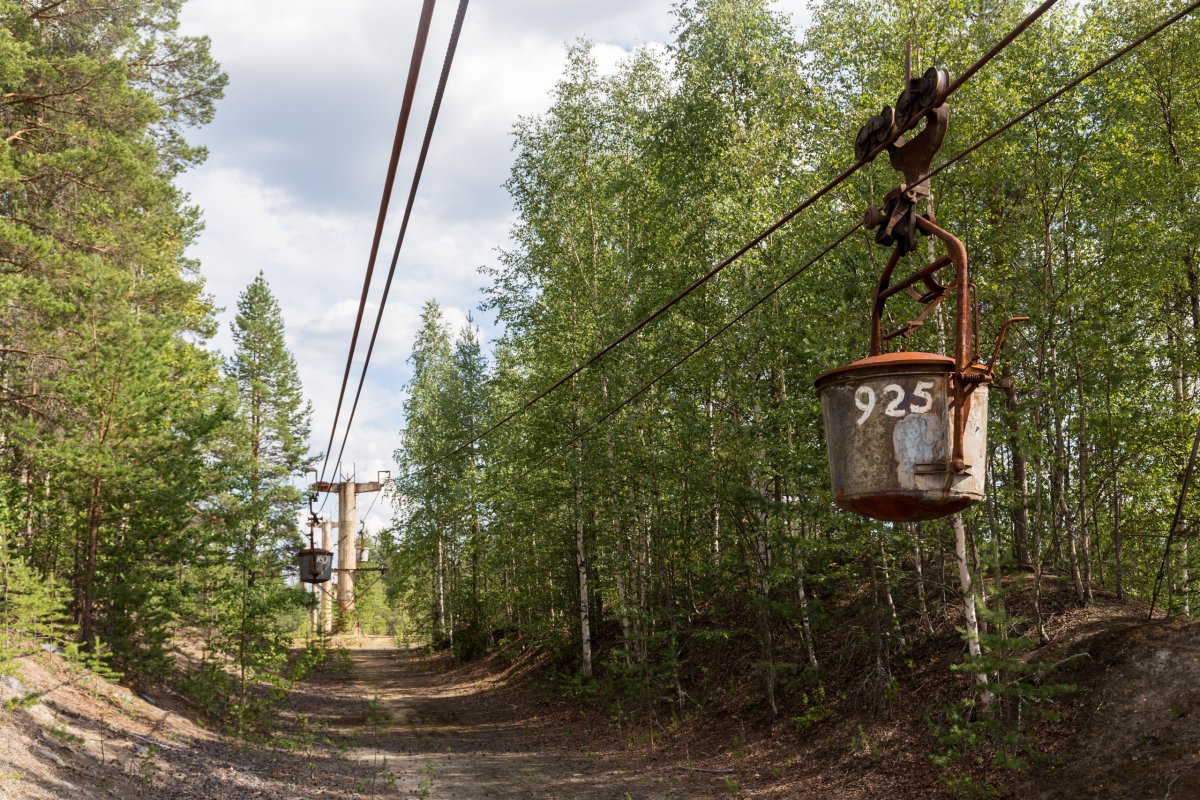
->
[1032, 652, 1093, 683]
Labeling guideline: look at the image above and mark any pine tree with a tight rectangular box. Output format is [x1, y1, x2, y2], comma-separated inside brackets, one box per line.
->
[0, 0, 228, 680]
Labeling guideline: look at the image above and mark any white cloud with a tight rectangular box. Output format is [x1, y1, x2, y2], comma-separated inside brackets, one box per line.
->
[178, 0, 813, 533]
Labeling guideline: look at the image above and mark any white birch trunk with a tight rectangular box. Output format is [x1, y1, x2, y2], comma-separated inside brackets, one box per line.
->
[575, 452, 592, 679]
[952, 513, 991, 702]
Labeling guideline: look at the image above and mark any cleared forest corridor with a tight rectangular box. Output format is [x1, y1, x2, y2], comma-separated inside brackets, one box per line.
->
[9, 1, 1200, 798]
[0, 637, 715, 800]
[259, 639, 695, 799]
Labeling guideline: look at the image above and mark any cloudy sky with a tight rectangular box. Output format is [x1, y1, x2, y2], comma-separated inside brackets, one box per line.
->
[176, 0, 812, 531]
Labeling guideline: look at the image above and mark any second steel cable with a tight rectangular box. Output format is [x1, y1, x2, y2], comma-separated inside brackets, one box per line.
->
[329, 0, 472, 483]
[472, 0, 1200, 503]
[419, 0, 1062, 474]
[317, 0, 439, 491]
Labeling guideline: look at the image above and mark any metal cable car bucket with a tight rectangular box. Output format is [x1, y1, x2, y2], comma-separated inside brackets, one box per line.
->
[298, 547, 334, 584]
[814, 352, 988, 522]
[811, 63, 1026, 524]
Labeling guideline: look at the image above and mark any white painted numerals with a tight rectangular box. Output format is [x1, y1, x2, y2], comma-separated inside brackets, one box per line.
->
[853, 381, 935, 426]
[854, 385, 876, 425]
[883, 384, 905, 417]
[910, 381, 933, 413]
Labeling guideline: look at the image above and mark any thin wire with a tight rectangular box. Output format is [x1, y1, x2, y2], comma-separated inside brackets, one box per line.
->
[480, 223, 863, 505]
[419, 0, 1061, 473]
[944, 0, 1059, 96]
[926, 0, 1200, 186]
[362, 485, 383, 524]
[316, 0, 439, 492]
[475, 0, 1200, 503]
[330, 0, 471, 483]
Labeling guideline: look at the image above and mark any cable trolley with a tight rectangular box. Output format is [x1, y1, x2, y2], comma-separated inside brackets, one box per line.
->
[815, 60, 1025, 522]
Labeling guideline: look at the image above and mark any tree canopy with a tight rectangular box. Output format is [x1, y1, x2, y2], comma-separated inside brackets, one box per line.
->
[388, 0, 1200, 729]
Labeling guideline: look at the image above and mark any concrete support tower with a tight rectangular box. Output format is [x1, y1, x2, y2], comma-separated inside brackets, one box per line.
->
[314, 478, 382, 631]
[320, 519, 335, 633]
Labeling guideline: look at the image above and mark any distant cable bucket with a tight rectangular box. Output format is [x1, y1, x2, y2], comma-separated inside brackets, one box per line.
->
[316, 0, 439, 494]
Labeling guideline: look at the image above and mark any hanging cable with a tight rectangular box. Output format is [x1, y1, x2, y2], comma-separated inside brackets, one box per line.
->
[362, 482, 384, 524]
[479, 223, 863, 505]
[316, 0, 439, 491]
[925, 0, 1200, 186]
[472, 0, 1200, 503]
[417, 0, 1062, 474]
[329, 0, 471, 484]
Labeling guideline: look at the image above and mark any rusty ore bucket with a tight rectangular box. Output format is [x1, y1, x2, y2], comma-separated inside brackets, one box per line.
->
[814, 352, 988, 522]
[298, 548, 333, 584]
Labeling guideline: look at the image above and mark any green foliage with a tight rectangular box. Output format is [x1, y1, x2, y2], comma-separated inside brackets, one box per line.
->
[391, 304, 491, 651]
[352, 567, 406, 636]
[2, 0, 1198, 777]
[934, 598, 1075, 795]
[75, 636, 124, 685]
[0, 0, 228, 685]
[418, 760, 436, 799]
[938, 773, 1001, 800]
[168, 275, 313, 733]
[790, 684, 833, 731]
[387, 0, 1200, 738]
[0, 558, 74, 670]
[451, 620, 490, 662]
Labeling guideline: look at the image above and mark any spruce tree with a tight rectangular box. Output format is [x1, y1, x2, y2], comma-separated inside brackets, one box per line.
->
[227, 272, 313, 543]
[207, 272, 313, 731]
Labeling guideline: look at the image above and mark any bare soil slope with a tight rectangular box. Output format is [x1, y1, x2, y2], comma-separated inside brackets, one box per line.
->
[561, 589, 1200, 800]
[0, 637, 706, 798]
[1, 604, 1198, 800]
[1023, 615, 1200, 799]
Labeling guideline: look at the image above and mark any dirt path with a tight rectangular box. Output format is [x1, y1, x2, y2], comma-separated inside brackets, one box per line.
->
[255, 638, 703, 799]
[1, 637, 711, 798]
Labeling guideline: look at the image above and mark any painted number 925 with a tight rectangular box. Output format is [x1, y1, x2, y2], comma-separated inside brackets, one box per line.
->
[854, 381, 935, 426]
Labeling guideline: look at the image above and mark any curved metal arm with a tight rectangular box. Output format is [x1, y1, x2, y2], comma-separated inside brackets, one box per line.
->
[869, 214, 971, 374]
[984, 316, 1031, 374]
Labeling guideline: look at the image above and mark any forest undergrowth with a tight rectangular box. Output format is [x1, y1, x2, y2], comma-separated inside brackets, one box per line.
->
[473, 577, 1193, 799]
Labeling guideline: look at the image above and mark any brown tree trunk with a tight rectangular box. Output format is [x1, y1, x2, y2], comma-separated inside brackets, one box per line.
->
[997, 379, 1031, 567]
[80, 475, 103, 644]
[909, 522, 935, 636]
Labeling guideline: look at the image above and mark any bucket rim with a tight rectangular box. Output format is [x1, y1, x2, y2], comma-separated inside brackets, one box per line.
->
[298, 548, 333, 557]
[814, 351, 954, 387]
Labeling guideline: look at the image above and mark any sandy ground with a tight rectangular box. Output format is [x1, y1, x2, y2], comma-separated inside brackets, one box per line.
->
[0, 637, 710, 799]
[6, 602, 1196, 799]
[294, 637, 704, 799]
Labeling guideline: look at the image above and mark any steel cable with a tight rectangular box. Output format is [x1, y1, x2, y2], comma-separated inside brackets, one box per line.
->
[315, 0, 439, 491]
[417, 0, 1062, 474]
[925, 0, 1200, 185]
[472, 0, 1200, 503]
[478, 223, 863, 505]
[328, 0, 472, 489]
